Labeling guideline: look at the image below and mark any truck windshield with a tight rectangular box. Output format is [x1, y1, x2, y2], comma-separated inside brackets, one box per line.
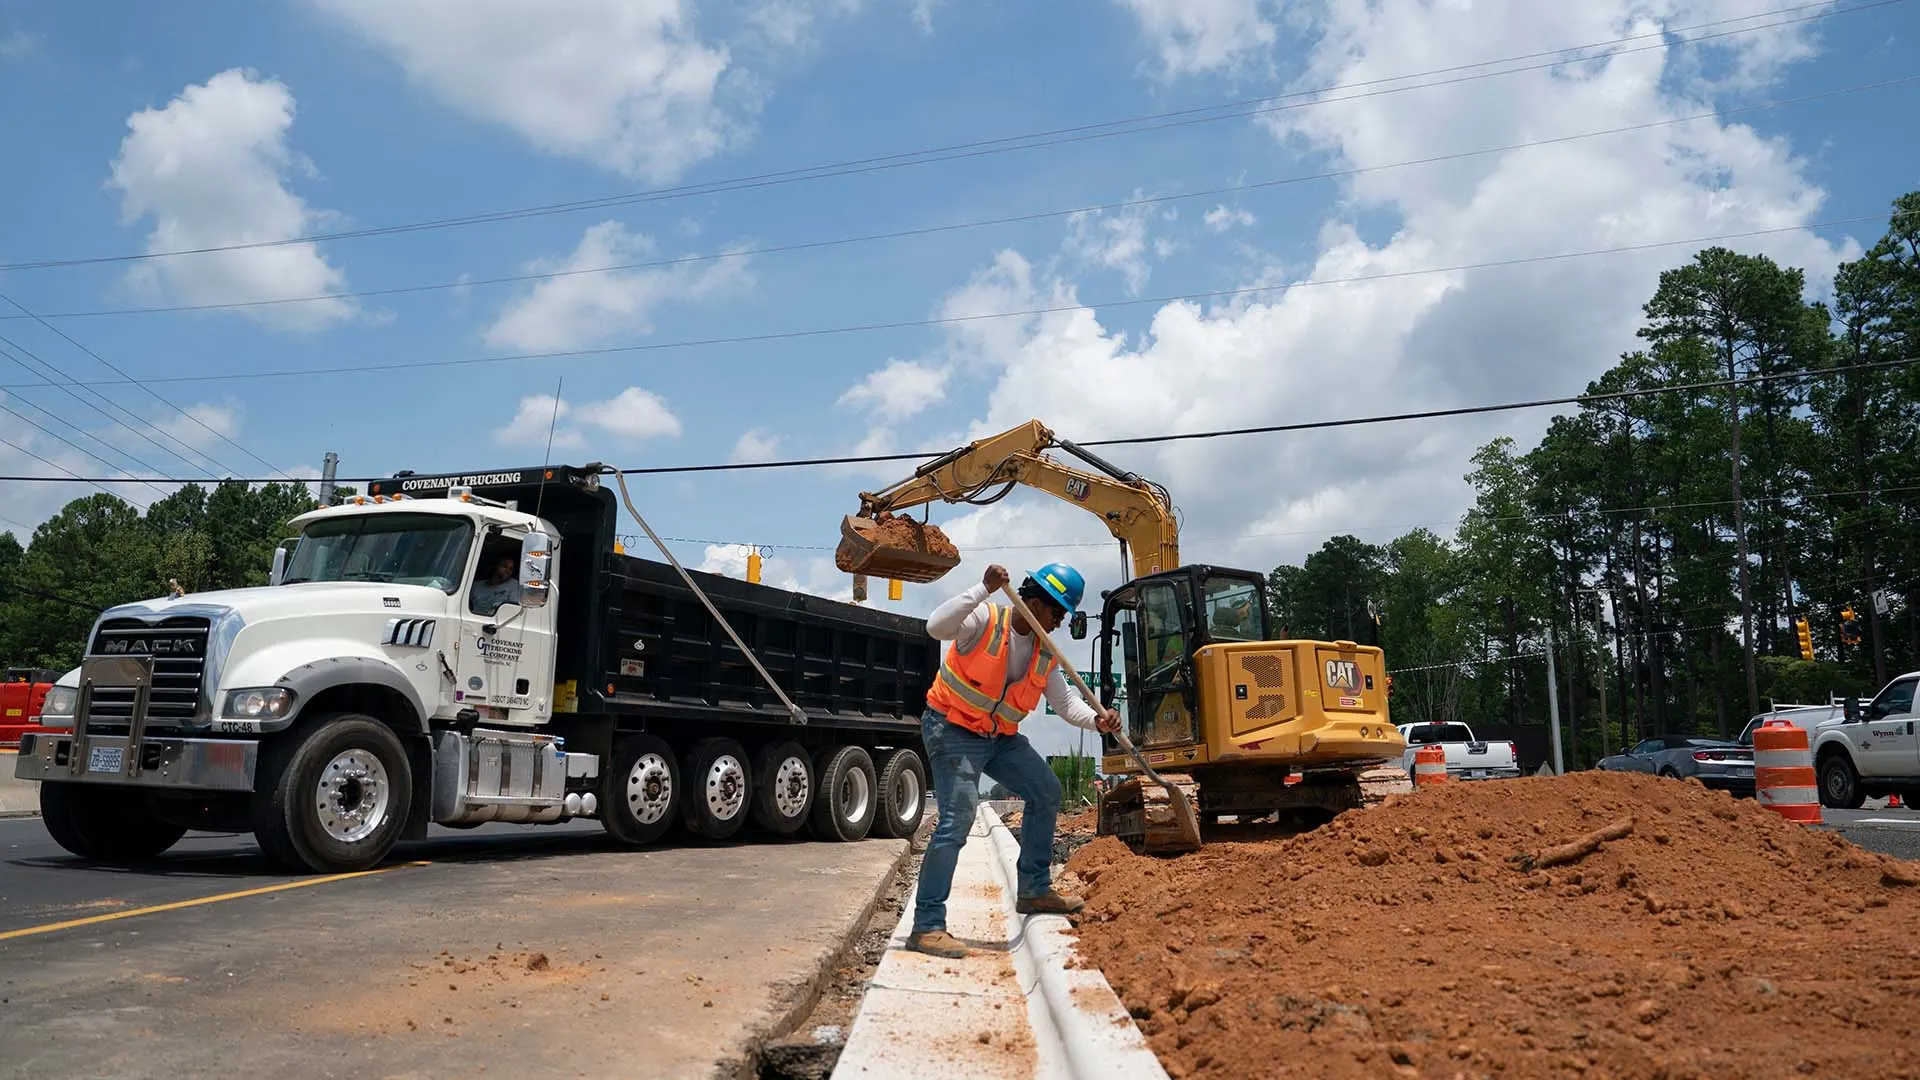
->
[282, 513, 472, 593]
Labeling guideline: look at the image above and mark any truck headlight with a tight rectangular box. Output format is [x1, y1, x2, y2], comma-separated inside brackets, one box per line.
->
[38, 685, 77, 719]
[223, 687, 294, 721]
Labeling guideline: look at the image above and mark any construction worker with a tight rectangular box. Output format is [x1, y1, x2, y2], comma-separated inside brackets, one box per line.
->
[908, 561, 1121, 960]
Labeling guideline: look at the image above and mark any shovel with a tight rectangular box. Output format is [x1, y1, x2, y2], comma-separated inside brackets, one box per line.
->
[996, 582, 1203, 851]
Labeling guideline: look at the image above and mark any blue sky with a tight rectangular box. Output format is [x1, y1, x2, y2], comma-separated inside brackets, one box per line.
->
[1, 0, 1917, 755]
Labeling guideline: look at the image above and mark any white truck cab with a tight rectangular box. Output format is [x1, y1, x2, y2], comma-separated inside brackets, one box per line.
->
[1812, 671, 1920, 808]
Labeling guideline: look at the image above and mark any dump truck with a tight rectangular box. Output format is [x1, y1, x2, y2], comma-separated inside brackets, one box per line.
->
[835, 419, 1408, 854]
[2, 667, 58, 749]
[15, 464, 934, 873]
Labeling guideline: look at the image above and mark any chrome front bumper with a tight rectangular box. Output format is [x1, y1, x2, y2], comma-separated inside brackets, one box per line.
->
[13, 730, 258, 792]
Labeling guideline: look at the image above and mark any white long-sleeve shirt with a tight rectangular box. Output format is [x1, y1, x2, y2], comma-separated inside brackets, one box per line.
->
[925, 582, 1102, 731]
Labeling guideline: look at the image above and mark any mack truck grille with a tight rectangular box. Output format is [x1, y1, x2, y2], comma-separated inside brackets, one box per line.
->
[85, 617, 210, 730]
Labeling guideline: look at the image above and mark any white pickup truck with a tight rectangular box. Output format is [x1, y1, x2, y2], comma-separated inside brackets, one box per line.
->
[1810, 671, 1920, 809]
[1396, 721, 1522, 781]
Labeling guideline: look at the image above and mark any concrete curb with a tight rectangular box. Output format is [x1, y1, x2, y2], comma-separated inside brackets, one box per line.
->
[978, 805, 1167, 1080]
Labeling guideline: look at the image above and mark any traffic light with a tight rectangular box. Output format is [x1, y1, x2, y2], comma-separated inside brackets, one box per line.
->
[1794, 616, 1813, 661]
[1840, 605, 1862, 647]
[746, 548, 763, 585]
[887, 578, 903, 602]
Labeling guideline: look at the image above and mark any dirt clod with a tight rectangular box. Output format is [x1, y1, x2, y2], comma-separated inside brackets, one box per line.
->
[1067, 770, 1920, 1079]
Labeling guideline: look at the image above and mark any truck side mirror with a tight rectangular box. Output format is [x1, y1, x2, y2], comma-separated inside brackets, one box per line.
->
[1069, 611, 1088, 640]
[1844, 695, 1861, 722]
[269, 546, 288, 586]
[519, 531, 553, 609]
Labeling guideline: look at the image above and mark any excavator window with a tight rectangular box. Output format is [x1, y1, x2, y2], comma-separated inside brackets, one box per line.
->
[1201, 576, 1264, 642]
[1136, 580, 1198, 747]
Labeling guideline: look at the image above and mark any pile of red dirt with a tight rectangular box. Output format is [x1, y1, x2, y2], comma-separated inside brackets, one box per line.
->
[1067, 771, 1920, 1079]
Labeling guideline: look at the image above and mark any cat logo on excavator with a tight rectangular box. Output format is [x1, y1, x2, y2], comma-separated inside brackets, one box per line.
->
[1325, 659, 1360, 690]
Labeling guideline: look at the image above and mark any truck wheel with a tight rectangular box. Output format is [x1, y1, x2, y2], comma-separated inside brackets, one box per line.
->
[810, 745, 877, 842]
[40, 783, 187, 863]
[681, 737, 753, 841]
[870, 748, 927, 839]
[602, 733, 681, 846]
[1818, 753, 1866, 810]
[750, 740, 813, 837]
[252, 715, 412, 873]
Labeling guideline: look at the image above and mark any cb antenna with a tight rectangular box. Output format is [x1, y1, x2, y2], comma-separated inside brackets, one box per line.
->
[533, 376, 563, 524]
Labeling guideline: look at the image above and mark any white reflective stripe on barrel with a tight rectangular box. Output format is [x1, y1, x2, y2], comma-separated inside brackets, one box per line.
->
[1755, 786, 1818, 806]
[1753, 749, 1812, 769]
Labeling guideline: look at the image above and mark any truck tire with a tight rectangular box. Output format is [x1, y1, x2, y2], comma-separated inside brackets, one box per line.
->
[602, 733, 682, 846]
[40, 783, 187, 863]
[681, 737, 753, 841]
[870, 748, 927, 839]
[750, 740, 813, 837]
[252, 714, 412, 873]
[810, 745, 877, 842]
[1818, 752, 1866, 810]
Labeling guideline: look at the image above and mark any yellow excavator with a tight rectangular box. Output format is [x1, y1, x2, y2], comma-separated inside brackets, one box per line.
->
[834, 419, 1408, 854]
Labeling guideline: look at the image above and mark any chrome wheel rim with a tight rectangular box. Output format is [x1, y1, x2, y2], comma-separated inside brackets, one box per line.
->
[704, 753, 748, 821]
[627, 753, 674, 825]
[891, 767, 920, 822]
[315, 749, 390, 844]
[839, 766, 872, 824]
[773, 756, 811, 819]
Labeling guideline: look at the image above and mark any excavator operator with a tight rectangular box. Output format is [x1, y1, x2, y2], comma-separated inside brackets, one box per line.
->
[908, 560, 1121, 960]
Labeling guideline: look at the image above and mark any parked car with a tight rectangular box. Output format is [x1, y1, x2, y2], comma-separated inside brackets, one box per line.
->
[1396, 722, 1521, 781]
[1596, 735, 1754, 795]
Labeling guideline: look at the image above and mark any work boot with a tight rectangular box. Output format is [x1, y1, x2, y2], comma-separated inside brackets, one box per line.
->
[1015, 889, 1085, 916]
[907, 930, 969, 959]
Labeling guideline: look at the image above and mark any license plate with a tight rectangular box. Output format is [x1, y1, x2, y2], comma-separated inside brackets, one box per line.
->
[1466, 770, 1488, 779]
[87, 745, 125, 774]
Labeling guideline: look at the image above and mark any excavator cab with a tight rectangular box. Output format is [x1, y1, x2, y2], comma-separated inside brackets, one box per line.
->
[1095, 565, 1271, 755]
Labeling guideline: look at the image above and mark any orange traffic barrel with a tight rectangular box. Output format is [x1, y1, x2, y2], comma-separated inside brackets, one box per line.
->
[1412, 744, 1449, 788]
[1753, 719, 1821, 824]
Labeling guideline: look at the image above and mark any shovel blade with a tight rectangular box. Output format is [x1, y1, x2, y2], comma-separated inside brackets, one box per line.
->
[834, 514, 961, 584]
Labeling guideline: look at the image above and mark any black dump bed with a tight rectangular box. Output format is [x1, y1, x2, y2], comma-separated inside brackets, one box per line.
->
[368, 464, 937, 734]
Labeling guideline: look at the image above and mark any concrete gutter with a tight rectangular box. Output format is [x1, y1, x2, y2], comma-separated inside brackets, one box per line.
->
[832, 805, 1165, 1079]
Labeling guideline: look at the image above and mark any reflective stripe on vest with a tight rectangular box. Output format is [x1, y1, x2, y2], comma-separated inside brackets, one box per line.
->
[926, 604, 1056, 736]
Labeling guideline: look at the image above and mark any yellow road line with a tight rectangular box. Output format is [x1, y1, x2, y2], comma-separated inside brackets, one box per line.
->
[0, 860, 431, 942]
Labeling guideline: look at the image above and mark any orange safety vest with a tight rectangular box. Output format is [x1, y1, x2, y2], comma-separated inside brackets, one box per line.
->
[925, 603, 1058, 737]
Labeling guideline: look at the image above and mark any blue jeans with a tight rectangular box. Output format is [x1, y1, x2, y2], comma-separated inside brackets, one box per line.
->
[911, 708, 1063, 935]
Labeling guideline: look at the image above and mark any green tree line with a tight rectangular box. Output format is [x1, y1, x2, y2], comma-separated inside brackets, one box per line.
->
[0, 481, 320, 669]
[1268, 192, 1920, 766]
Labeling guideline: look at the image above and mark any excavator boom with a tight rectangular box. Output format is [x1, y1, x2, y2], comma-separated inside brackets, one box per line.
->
[834, 419, 1179, 582]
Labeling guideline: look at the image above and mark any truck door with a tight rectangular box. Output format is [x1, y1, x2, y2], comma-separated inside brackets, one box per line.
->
[1848, 676, 1919, 778]
[454, 529, 558, 725]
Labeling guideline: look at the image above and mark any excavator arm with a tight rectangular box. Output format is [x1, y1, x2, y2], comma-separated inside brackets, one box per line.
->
[836, 419, 1179, 583]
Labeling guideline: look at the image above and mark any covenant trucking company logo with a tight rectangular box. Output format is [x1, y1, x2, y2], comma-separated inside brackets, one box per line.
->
[398, 471, 524, 493]
[475, 636, 525, 665]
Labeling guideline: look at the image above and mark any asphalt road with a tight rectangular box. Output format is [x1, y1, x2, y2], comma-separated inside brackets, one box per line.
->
[1820, 804, 1920, 860]
[0, 815, 909, 1079]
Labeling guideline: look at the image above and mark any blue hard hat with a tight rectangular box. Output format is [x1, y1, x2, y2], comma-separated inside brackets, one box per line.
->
[1027, 562, 1086, 613]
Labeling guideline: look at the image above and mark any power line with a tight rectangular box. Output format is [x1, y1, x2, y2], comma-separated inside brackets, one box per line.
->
[0, 293, 294, 481]
[10, 72, 1914, 323]
[0, 0, 1897, 274]
[0, 432, 147, 511]
[0, 333, 234, 477]
[5, 211, 1909, 395]
[4, 355, 1914, 486]
[0, 397, 174, 497]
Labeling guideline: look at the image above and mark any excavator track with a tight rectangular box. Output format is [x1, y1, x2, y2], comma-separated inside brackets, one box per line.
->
[1098, 774, 1204, 854]
[1098, 764, 1411, 855]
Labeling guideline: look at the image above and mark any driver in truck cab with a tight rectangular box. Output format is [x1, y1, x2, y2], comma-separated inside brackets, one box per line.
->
[469, 552, 524, 616]
[908, 561, 1122, 960]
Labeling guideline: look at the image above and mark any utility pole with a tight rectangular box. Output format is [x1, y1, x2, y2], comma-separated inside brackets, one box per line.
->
[318, 451, 339, 507]
[1545, 626, 1565, 775]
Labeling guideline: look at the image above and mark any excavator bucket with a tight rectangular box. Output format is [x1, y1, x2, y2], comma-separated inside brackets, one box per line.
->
[834, 513, 961, 584]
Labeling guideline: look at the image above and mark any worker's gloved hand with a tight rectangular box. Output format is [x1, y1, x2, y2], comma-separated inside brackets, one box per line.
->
[1095, 708, 1121, 733]
[983, 564, 1010, 592]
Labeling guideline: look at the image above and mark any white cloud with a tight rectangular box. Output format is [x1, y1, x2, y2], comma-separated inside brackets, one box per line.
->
[837, 358, 950, 420]
[732, 428, 784, 462]
[109, 69, 353, 331]
[153, 402, 243, 452]
[1062, 197, 1173, 295]
[1204, 204, 1256, 232]
[495, 386, 682, 450]
[485, 221, 751, 353]
[312, 0, 738, 182]
[0, 27, 40, 60]
[1114, 0, 1279, 78]
[908, 0, 1856, 581]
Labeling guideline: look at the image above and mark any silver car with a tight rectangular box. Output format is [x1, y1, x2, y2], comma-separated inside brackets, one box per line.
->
[1596, 735, 1755, 796]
